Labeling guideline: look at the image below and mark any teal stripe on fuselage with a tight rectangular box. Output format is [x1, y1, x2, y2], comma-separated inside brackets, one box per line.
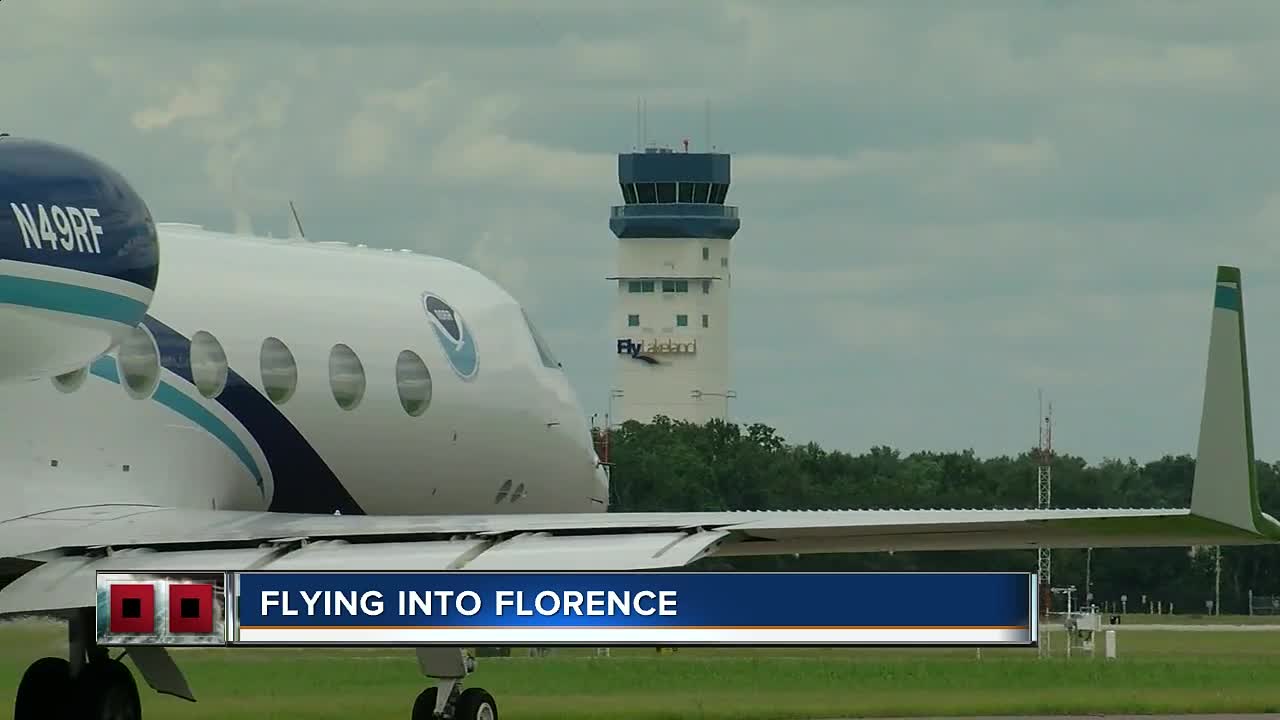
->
[1215, 285, 1241, 312]
[88, 357, 265, 495]
[0, 274, 147, 325]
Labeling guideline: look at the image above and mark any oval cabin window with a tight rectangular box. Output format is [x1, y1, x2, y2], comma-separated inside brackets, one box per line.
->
[118, 324, 161, 399]
[260, 337, 298, 405]
[190, 331, 229, 398]
[396, 350, 432, 417]
[329, 343, 366, 411]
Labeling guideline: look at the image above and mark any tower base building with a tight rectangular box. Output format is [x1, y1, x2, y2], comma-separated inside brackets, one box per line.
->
[609, 146, 740, 425]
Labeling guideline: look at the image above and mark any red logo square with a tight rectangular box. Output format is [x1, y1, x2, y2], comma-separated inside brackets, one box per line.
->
[168, 583, 214, 634]
[109, 584, 155, 634]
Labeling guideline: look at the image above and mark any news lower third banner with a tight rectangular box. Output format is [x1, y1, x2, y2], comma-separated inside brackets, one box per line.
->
[96, 571, 1037, 647]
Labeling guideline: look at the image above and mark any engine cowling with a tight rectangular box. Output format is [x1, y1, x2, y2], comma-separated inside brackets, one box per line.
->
[0, 136, 159, 384]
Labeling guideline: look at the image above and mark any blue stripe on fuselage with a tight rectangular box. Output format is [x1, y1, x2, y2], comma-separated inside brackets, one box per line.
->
[0, 274, 147, 326]
[141, 316, 365, 515]
[5, 261, 365, 513]
[88, 355, 265, 495]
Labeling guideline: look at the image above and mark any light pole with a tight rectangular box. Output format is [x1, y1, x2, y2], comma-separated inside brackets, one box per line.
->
[607, 389, 624, 428]
[1215, 545, 1222, 616]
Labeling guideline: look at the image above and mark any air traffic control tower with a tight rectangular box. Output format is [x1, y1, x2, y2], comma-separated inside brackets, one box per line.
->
[609, 145, 740, 425]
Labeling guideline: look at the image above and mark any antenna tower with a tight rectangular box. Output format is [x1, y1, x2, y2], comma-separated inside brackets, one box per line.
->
[1037, 391, 1053, 615]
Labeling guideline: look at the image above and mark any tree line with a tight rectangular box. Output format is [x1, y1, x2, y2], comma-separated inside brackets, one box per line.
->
[594, 416, 1280, 614]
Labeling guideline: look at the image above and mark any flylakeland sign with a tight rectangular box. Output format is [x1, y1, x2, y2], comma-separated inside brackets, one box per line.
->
[617, 338, 696, 365]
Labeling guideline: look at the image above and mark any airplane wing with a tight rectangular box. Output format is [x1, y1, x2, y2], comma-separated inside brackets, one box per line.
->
[3, 265, 1278, 618]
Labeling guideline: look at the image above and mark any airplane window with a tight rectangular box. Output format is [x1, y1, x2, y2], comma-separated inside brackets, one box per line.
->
[191, 331, 229, 398]
[396, 350, 432, 417]
[51, 366, 87, 394]
[521, 308, 561, 369]
[118, 324, 160, 399]
[260, 337, 298, 405]
[328, 344, 366, 411]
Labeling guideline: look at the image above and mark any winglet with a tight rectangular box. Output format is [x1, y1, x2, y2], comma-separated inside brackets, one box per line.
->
[1190, 266, 1266, 534]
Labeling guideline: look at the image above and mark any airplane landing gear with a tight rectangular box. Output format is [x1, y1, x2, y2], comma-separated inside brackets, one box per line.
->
[411, 648, 497, 720]
[13, 610, 142, 720]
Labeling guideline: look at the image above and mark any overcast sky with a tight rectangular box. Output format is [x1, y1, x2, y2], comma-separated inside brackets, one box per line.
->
[6, 1, 1280, 464]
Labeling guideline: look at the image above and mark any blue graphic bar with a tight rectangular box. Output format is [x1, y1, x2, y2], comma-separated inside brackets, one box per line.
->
[231, 572, 1038, 646]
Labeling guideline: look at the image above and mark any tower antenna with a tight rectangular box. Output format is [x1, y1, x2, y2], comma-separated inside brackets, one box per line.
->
[705, 98, 712, 152]
[1036, 390, 1053, 618]
[635, 98, 642, 150]
[642, 98, 648, 147]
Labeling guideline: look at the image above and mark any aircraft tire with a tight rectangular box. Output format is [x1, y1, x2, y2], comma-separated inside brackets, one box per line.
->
[14, 656, 73, 720]
[73, 657, 141, 720]
[411, 686, 439, 720]
[454, 687, 497, 720]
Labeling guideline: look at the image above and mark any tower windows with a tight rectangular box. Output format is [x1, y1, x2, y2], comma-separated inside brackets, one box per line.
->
[628, 314, 639, 327]
[191, 331, 229, 398]
[619, 180, 725, 204]
[702, 247, 709, 261]
[702, 314, 709, 328]
[328, 343, 367, 410]
[395, 350, 432, 417]
[118, 324, 161, 400]
[676, 314, 688, 327]
[260, 337, 298, 405]
[661, 280, 689, 293]
[702, 280, 711, 294]
[721, 257, 729, 268]
[627, 280, 654, 293]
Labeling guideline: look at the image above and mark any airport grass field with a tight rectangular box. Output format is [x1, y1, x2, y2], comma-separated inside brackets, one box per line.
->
[3, 616, 1280, 719]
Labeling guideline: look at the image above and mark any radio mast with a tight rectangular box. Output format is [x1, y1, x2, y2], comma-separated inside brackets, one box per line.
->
[1037, 391, 1053, 616]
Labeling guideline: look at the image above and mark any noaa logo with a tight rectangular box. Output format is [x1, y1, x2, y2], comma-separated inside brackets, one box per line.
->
[422, 292, 478, 379]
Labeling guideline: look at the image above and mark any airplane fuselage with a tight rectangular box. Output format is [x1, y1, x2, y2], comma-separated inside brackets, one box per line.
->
[1, 137, 608, 521]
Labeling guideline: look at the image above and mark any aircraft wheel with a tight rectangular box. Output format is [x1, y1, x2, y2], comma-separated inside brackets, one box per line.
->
[14, 656, 73, 720]
[411, 686, 439, 720]
[73, 657, 141, 720]
[454, 687, 497, 720]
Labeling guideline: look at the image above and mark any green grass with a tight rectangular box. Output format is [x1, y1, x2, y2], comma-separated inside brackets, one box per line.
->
[3, 619, 1280, 719]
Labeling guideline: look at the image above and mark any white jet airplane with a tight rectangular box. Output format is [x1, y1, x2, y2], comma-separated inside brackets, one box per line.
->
[1, 136, 1277, 720]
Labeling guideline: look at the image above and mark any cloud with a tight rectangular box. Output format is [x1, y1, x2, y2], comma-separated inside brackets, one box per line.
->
[131, 63, 236, 131]
[8, 0, 1280, 464]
